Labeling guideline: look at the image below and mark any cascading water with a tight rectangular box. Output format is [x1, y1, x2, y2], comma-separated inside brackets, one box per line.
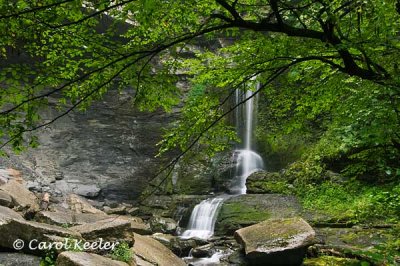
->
[180, 196, 227, 239]
[181, 83, 264, 241]
[230, 88, 264, 194]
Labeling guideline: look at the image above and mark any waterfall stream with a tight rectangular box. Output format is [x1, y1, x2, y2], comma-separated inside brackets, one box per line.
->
[181, 85, 264, 241]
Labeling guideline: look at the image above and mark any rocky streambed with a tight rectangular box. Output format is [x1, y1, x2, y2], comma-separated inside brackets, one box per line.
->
[0, 167, 398, 266]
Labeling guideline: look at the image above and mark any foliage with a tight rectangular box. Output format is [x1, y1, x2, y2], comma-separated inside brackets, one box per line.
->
[303, 256, 367, 266]
[111, 241, 132, 263]
[257, 68, 400, 182]
[0, 0, 399, 155]
[297, 181, 400, 224]
[40, 249, 57, 266]
[39, 238, 83, 266]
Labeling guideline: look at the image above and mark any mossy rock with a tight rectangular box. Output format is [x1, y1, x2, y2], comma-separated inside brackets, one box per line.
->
[215, 201, 270, 235]
[215, 194, 302, 235]
[246, 171, 294, 194]
[303, 256, 367, 266]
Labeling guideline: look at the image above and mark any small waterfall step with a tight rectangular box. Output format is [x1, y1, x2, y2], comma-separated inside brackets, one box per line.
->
[180, 196, 229, 240]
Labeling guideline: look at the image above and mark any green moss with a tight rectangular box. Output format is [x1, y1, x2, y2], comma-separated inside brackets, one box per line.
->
[248, 180, 293, 194]
[215, 202, 270, 235]
[303, 256, 367, 266]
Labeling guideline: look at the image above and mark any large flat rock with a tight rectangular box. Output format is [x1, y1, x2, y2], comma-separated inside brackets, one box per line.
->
[66, 194, 105, 214]
[36, 210, 109, 226]
[235, 217, 316, 265]
[215, 194, 302, 235]
[0, 208, 81, 255]
[70, 217, 132, 242]
[57, 251, 130, 266]
[0, 180, 39, 210]
[132, 233, 186, 266]
[0, 205, 24, 220]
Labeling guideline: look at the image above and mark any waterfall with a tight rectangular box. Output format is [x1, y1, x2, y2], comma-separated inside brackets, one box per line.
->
[180, 196, 227, 239]
[181, 82, 264, 240]
[230, 87, 264, 194]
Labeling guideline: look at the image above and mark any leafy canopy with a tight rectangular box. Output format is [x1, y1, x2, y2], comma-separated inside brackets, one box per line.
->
[0, 0, 399, 181]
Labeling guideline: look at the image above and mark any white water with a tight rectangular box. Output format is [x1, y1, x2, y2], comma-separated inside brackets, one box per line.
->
[230, 149, 264, 194]
[181, 84, 264, 241]
[180, 196, 227, 239]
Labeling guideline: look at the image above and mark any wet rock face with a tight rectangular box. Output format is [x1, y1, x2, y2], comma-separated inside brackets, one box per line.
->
[1, 91, 176, 201]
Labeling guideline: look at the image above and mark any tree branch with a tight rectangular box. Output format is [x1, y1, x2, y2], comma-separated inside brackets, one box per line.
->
[0, 0, 73, 19]
[1, 23, 232, 116]
[215, 0, 242, 20]
[47, 0, 137, 29]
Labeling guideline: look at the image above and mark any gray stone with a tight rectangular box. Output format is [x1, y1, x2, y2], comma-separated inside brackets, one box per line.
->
[0, 190, 13, 207]
[56, 251, 129, 266]
[191, 243, 215, 258]
[25, 180, 42, 193]
[70, 217, 133, 242]
[74, 184, 101, 198]
[151, 233, 196, 257]
[0, 180, 39, 211]
[132, 233, 186, 266]
[0, 90, 174, 202]
[149, 216, 177, 234]
[234, 217, 316, 265]
[0, 252, 41, 266]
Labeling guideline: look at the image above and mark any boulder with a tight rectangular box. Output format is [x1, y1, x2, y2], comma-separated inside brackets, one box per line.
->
[0, 205, 24, 220]
[149, 216, 177, 234]
[36, 210, 108, 226]
[132, 233, 186, 266]
[118, 216, 152, 235]
[0, 252, 41, 266]
[0, 190, 13, 207]
[215, 194, 301, 235]
[56, 251, 130, 266]
[66, 194, 105, 214]
[70, 217, 133, 243]
[73, 184, 102, 198]
[0, 180, 39, 210]
[151, 233, 197, 257]
[191, 243, 215, 258]
[234, 217, 316, 265]
[0, 211, 81, 255]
